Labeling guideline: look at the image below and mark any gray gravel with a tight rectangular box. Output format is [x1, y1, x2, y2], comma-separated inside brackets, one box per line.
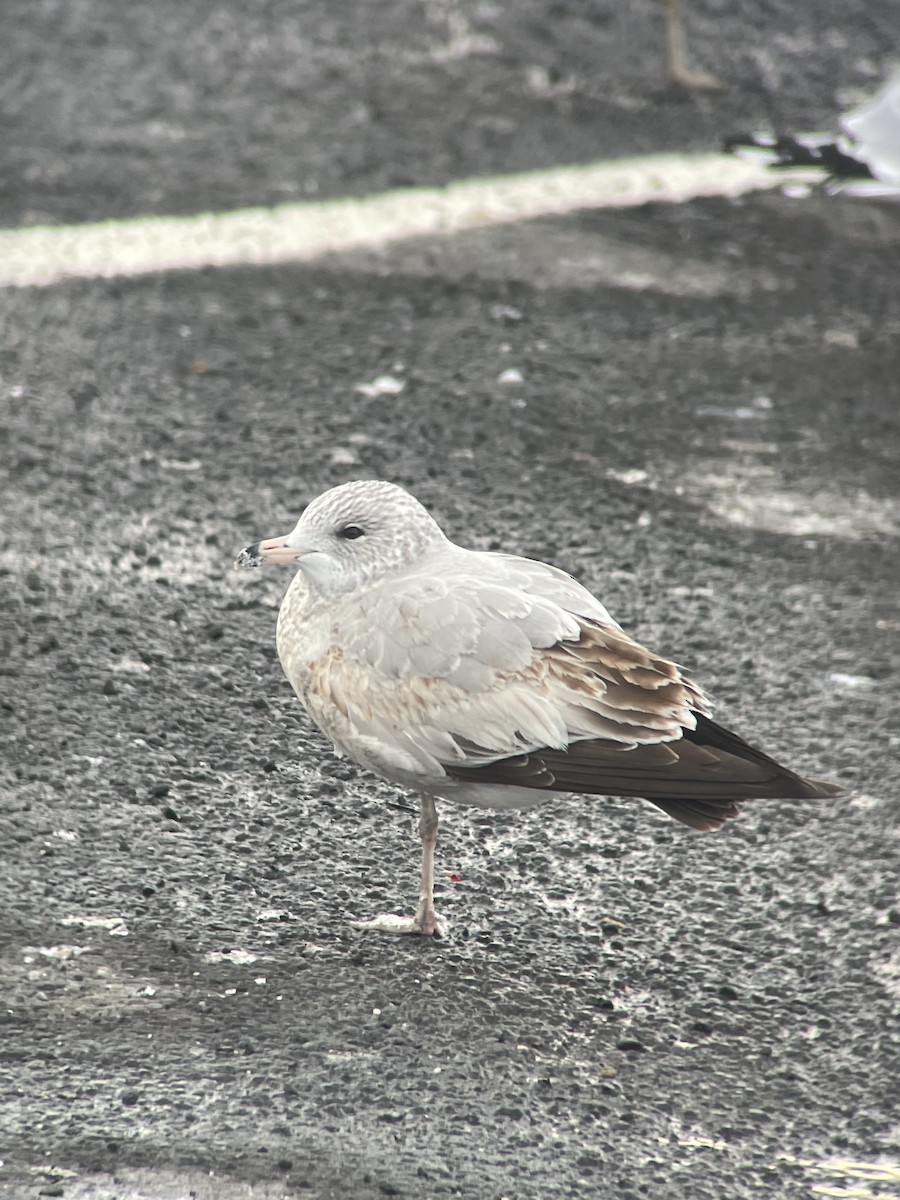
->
[2, 2, 899, 1198]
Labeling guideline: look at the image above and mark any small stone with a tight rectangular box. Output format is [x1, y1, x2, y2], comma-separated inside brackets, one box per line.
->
[616, 1040, 646, 1053]
[577, 1152, 604, 1168]
[354, 374, 405, 398]
[497, 367, 524, 384]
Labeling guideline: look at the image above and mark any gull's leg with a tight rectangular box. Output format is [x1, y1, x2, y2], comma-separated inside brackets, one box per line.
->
[412, 795, 441, 935]
[662, 0, 724, 92]
[352, 796, 446, 936]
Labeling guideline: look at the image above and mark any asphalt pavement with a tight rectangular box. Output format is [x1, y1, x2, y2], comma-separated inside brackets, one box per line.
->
[1, 2, 899, 1198]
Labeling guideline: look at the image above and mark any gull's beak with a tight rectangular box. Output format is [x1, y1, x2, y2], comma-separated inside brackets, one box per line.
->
[234, 534, 301, 569]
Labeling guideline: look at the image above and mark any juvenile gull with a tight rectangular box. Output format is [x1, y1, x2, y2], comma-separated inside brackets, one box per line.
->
[235, 480, 840, 936]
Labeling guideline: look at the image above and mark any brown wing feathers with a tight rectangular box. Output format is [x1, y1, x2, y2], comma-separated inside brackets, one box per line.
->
[444, 621, 841, 832]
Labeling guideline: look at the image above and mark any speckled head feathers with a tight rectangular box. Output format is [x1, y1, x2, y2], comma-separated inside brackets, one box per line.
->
[285, 480, 450, 596]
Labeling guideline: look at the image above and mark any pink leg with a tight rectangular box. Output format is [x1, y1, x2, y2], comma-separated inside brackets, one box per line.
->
[412, 796, 440, 935]
[352, 796, 446, 936]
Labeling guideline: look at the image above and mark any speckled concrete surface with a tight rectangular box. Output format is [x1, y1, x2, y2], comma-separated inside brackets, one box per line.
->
[1, 3, 899, 1199]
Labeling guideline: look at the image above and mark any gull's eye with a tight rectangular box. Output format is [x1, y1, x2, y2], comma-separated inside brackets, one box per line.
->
[337, 524, 365, 540]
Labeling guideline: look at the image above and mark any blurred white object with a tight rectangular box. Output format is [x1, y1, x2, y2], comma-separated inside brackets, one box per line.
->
[837, 69, 900, 194]
[724, 69, 900, 198]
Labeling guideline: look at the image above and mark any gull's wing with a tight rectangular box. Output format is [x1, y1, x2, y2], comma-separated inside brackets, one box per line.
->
[290, 550, 709, 771]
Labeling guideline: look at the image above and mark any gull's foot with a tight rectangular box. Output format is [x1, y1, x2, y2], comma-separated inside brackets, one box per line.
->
[351, 907, 446, 937]
[671, 64, 724, 92]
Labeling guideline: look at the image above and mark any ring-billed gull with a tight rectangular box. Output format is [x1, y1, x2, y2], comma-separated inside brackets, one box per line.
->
[236, 480, 840, 936]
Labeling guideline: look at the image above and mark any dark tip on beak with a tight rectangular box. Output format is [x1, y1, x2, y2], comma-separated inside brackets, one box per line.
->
[234, 543, 263, 569]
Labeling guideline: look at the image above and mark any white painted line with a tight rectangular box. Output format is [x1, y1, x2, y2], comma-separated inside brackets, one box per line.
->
[0, 154, 788, 288]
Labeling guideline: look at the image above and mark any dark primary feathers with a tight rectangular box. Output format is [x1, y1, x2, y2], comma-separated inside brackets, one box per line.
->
[446, 712, 841, 831]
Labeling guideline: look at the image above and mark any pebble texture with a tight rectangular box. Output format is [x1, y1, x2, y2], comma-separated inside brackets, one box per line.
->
[1, 3, 899, 1198]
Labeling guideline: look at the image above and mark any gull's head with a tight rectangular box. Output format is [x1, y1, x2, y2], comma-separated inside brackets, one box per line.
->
[234, 480, 449, 597]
